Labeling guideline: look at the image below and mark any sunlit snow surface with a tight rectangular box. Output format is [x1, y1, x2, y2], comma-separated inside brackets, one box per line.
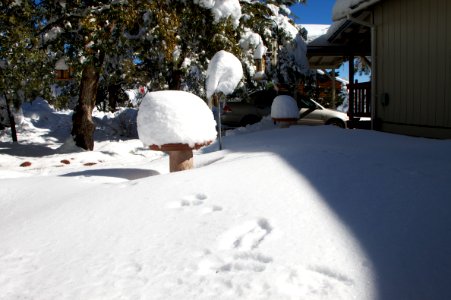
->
[1, 99, 451, 299]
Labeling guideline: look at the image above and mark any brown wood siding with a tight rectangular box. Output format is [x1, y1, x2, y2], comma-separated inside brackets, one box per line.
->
[446, 0, 451, 127]
[374, 0, 451, 137]
[436, 0, 447, 126]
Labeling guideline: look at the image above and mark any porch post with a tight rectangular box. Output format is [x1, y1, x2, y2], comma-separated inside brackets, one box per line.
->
[370, 25, 376, 130]
[348, 56, 355, 120]
[331, 68, 336, 109]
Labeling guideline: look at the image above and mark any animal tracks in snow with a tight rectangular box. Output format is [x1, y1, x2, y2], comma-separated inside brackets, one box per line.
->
[196, 218, 274, 276]
[218, 218, 273, 251]
[166, 195, 356, 298]
[197, 250, 273, 275]
[167, 203, 357, 299]
[167, 193, 223, 214]
[112, 259, 149, 292]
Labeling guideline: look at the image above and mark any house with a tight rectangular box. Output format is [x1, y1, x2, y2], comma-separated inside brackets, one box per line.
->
[307, 0, 451, 139]
[55, 58, 74, 81]
[295, 69, 349, 109]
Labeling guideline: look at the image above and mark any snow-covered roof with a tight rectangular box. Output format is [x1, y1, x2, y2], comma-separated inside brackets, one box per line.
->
[301, 24, 330, 43]
[306, 14, 371, 69]
[55, 58, 69, 70]
[307, 19, 347, 47]
[306, 21, 349, 69]
[332, 0, 382, 21]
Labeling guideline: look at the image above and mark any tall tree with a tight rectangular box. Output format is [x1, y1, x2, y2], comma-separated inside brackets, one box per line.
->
[238, 0, 308, 91]
[132, 0, 241, 96]
[38, 0, 149, 150]
[0, 0, 53, 142]
[35, 0, 309, 150]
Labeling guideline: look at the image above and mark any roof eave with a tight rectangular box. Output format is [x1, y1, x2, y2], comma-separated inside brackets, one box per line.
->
[332, 0, 383, 22]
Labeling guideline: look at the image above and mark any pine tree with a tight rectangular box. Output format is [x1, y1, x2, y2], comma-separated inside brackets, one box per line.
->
[0, 0, 54, 142]
[132, 0, 241, 96]
[38, 0, 151, 150]
[33, 0, 309, 150]
[239, 0, 308, 91]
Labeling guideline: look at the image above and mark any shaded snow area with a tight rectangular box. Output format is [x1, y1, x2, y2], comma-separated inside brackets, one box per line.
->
[1, 99, 451, 299]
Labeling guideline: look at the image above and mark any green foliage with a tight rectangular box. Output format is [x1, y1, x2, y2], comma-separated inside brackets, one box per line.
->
[3, 0, 309, 107]
[132, 0, 242, 94]
[0, 0, 54, 106]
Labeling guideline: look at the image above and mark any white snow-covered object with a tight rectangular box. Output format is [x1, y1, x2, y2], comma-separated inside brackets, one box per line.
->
[195, 0, 242, 28]
[271, 95, 299, 120]
[55, 58, 69, 70]
[137, 90, 217, 148]
[206, 50, 243, 100]
[287, 34, 309, 73]
[239, 29, 267, 59]
[302, 24, 331, 43]
[332, 0, 382, 21]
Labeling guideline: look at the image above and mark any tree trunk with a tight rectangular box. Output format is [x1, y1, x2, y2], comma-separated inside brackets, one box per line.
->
[107, 83, 120, 112]
[71, 64, 101, 150]
[3, 93, 17, 143]
[168, 69, 182, 90]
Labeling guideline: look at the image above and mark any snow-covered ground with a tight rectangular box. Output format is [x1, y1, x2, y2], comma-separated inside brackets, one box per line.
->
[1, 99, 451, 300]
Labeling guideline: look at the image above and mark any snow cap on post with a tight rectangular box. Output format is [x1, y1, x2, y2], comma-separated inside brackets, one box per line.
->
[137, 90, 217, 172]
[206, 50, 243, 102]
[137, 91, 217, 148]
[271, 95, 299, 127]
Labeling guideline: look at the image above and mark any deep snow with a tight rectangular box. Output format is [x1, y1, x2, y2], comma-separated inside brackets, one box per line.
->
[1, 99, 451, 300]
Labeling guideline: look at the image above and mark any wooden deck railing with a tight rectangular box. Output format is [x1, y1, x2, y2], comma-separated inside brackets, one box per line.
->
[349, 82, 371, 119]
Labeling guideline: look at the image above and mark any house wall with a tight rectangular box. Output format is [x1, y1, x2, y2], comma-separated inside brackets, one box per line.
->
[374, 0, 451, 138]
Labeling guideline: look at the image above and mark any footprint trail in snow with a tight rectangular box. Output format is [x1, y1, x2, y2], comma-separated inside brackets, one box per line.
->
[166, 193, 355, 299]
